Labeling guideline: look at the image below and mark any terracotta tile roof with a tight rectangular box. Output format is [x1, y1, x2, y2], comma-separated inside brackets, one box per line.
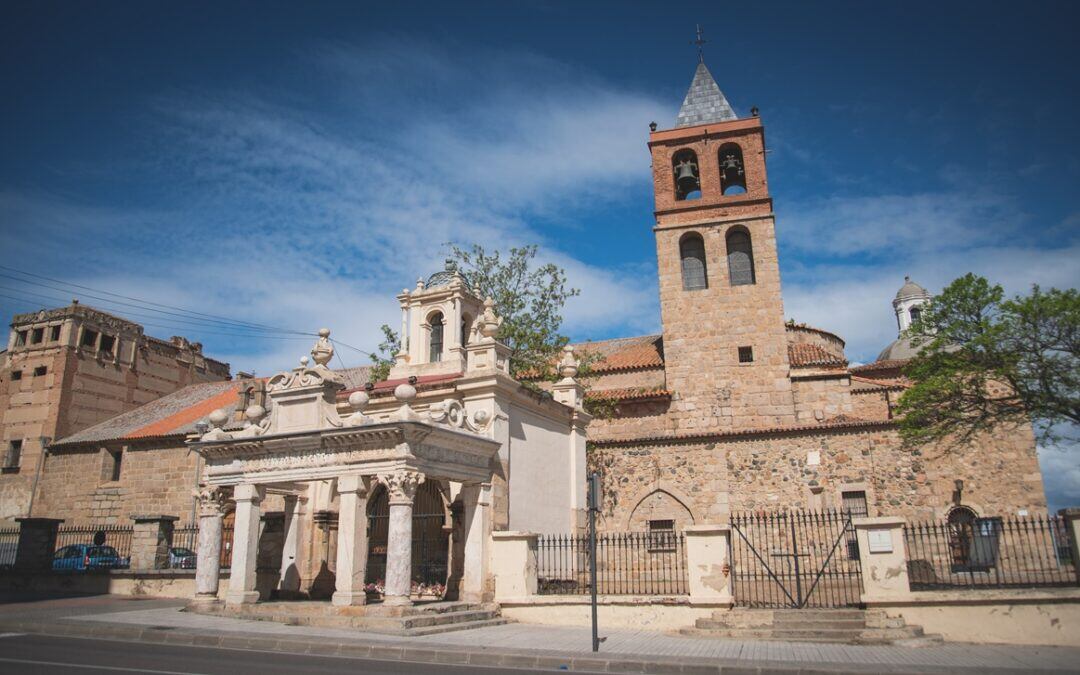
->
[850, 359, 908, 374]
[850, 375, 909, 393]
[339, 372, 462, 399]
[573, 334, 665, 374]
[584, 387, 671, 402]
[788, 343, 847, 368]
[591, 417, 897, 447]
[126, 385, 242, 439]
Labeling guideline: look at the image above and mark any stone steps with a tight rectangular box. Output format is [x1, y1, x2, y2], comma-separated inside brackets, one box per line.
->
[681, 608, 942, 645]
[186, 600, 509, 636]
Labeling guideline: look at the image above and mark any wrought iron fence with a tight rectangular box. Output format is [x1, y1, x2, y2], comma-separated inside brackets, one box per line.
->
[54, 524, 133, 564]
[729, 510, 864, 608]
[220, 525, 234, 569]
[537, 531, 688, 596]
[0, 526, 19, 567]
[904, 514, 1078, 590]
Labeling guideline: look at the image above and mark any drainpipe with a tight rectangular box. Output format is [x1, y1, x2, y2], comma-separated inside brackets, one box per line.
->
[27, 436, 51, 518]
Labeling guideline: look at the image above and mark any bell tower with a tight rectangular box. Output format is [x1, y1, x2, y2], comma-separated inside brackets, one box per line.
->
[650, 56, 795, 431]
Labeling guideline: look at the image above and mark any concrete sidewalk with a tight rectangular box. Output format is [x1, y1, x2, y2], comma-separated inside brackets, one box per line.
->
[1, 595, 1078, 673]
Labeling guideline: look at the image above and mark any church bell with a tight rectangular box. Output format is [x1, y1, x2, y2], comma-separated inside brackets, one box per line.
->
[675, 159, 700, 195]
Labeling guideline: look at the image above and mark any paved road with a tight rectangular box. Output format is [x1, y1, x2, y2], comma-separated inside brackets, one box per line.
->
[0, 633, 566, 674]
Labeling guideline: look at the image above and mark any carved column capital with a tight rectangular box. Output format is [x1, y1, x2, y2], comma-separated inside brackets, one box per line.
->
[376, 470, 425, 505]
[196, 485, 230, 517]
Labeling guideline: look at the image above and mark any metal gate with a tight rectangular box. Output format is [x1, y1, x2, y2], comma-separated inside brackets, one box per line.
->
[730, 510, 863, 608]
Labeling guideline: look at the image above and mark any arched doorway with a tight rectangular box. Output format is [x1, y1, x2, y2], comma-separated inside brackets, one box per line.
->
[365, 481, 450, 594]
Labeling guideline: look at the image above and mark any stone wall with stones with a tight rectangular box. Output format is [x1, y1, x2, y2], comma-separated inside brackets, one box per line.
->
[790, 375, 854, 423]
[590, 421, 1045, 533]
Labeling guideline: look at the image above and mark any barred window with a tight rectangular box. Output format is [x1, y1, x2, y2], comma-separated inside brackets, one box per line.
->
[726, 228, 756, 286]
[647, 519, 676, 551]
[679, 233, 708, 291]
[3, 440, 22, 470]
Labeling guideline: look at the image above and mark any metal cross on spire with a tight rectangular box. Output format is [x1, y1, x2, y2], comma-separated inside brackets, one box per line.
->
[691, 24, 708, 63]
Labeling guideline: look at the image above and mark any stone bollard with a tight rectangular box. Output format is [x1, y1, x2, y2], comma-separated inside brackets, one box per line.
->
[684, 524, 734, 606]
[491, 531, 538, 601]
[1061, 508, 1080, 584]
[14, 518, 64, 571]
[853, 516, 913, 602]
[130, 515, 179, 571]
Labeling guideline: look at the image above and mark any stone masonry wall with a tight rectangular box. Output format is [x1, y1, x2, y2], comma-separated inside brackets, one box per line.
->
[590, 422, 1046, 534]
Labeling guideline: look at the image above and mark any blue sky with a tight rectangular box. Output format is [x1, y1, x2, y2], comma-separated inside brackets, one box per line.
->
[2, 2, 1078, 507]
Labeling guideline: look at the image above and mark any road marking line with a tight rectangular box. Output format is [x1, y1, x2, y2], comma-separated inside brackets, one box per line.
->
[0, 655, 205, 674]
[0, 632, 26, 638]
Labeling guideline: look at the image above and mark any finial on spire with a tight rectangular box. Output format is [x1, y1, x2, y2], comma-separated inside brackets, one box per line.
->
[691, 24, 708, 63]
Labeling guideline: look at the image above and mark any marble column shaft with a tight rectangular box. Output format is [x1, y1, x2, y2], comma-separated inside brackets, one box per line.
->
[193, 487, 227, 604]
[378, 470, 424, 606]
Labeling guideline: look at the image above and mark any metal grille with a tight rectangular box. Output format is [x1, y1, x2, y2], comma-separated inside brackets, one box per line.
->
[904, 514, 1078, 590]
[730, 510, 863, 608]
[0, 526, 18, 567]
[54, 524, 133, 561]
[726, 230, 756, 286]
[537, 531, 688, 596]
[680, 234, 708, 290]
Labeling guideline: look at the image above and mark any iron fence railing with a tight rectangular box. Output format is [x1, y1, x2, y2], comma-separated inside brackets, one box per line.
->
[904, 514, 1078, 590]
[729, 510, 864, 608]
[537, 531, 688, 596]
[54, 524, 133, 562]
[0, 526, 19, 567]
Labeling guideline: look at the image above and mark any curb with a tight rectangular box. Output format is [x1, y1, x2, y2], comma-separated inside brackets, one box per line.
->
[0, 618, 1051, 675]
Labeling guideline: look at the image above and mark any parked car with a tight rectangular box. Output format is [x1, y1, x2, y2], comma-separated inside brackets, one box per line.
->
[52, 544, 130, 571]
[168, 546, 196, 569]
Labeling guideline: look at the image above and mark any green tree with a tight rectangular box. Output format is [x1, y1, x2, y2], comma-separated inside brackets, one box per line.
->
[368, 244, 581, 381]
[896, 273, 1080, 446]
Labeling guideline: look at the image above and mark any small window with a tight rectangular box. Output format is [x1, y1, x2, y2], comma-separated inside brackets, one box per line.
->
[909, 307, 922, 324]
[81, 329, 99, 348]
[738, 346, 754, 363]
[647, 519, 677, 552]
[33, 366, 47, 377]
[3, 440, 22, 470]
[108, 449, 123, 482]
[429, 313, 444, 362]
[10, 370, 22, 381]
[31, 327, 44, 344]
[50, 325, 61, 341]
[842, 491, 868, 560]
[99, 335, 116, 354]
[15, 330, 28, 347]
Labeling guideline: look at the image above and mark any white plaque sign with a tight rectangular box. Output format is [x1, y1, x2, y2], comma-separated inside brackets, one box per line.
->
[806, 451, 821, 466]
[867, 529, 893, 554]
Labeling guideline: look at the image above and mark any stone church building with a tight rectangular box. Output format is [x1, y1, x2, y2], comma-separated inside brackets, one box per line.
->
[0, 57, 1046, 556]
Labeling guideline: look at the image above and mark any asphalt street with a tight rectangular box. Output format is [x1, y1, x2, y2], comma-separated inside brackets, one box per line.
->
[0, 633, 576, 674]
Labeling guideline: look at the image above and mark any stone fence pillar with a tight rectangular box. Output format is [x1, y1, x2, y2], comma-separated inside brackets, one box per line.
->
[1060, 508, 1080, 584]
[14, 518, 63, 571]
[491, 531, 537, 601]
[853, 516, 913, 602]
[684, 524, 733, 606]
[130, 515, 179, 571]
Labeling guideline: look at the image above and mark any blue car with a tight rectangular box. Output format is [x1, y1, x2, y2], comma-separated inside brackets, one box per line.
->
[52, 544, 130, 571]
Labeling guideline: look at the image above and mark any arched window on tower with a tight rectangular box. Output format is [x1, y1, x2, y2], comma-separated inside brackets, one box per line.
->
[718, 143, 747, 195]
[461, 314, 472, 347]
[672, 149, 701, 201]
[679, 233, 708, 290]
[429, 312, 444, 362]
[909, 307, 922, 325]
[726, 227, 756, 286]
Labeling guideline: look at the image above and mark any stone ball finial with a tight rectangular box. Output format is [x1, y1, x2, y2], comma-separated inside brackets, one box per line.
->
[244, 404, 266, 423]
[558, 344, 579, 379]
[208, 408, 228, 429]
[318, 328, 330, 338]
[394, 382, 417, 403]
[299, 355, 310, 367]
[348, 390, 370, 411]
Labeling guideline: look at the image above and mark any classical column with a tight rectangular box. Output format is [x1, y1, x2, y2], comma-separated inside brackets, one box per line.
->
[460, 482, 492, 602]
[377, 470, 424, 606]
[226, 483, 264, 605]
[332, 475, 370, 606]
[193, 487, 228, 605]
[279, 495, 306, 596]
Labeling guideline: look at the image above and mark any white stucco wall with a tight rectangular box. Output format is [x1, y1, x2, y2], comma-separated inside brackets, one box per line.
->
[507, 403, 575, 534]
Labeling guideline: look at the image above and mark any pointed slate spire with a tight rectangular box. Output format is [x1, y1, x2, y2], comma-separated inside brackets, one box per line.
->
[675, 62, 737, 128]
